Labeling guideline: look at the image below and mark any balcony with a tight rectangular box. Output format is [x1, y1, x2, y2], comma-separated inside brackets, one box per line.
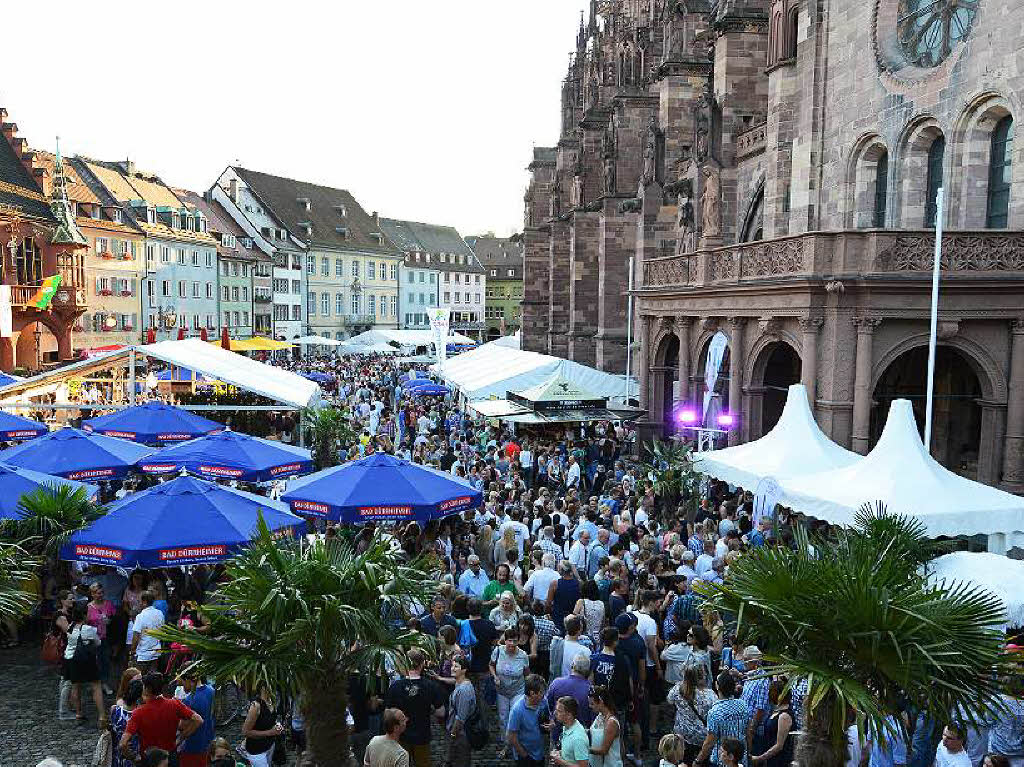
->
[10, 284, 88, 310]
[640, 229, 1024, 290]
[735, 121, 767, 161]
[254, 294, 273, 304]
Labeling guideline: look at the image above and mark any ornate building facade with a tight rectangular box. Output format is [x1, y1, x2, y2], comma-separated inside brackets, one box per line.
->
[523, 0, 1024, 491]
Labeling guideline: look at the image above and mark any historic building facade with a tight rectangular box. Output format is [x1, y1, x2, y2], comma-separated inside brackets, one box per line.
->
[0, 111, 88, 371]
[466, 234, 524, 340]
[524, 0, 1024, 491]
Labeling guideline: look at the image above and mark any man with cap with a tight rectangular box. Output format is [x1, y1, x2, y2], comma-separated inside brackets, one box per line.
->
[739, 646, 772, 756]
[615, 611, 647, 763]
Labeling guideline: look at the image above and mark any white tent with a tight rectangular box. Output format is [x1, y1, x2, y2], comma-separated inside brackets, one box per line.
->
[141, 340, 322, 409]
[347, 329, 476, 347]
[778, 398, 1024, 551]
[926, 552, 1024, 629]
[433, 343, 637, 401]
[491, 332, 521, 350]
[694, 384, 861, 490]
[295, 335, 342, 347]
[355, 342, 400, 355]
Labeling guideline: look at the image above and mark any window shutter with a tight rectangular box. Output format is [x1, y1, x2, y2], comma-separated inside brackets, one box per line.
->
[95, 276, 102, 294]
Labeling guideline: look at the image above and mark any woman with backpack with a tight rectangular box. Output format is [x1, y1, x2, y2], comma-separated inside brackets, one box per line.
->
[63, 601, 106, 727]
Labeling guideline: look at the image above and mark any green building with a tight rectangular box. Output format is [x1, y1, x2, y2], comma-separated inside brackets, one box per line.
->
[466, 234, 523, 342]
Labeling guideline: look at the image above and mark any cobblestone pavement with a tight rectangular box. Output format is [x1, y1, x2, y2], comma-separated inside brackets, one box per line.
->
[0, 640, 667, 766]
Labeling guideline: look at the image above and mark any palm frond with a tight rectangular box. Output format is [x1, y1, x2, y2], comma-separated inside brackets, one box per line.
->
[0, 484, 104, 556]
[0, 541, 41, 622]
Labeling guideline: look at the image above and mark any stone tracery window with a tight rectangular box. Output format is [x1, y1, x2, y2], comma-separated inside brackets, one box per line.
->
[897, 0, 978, 68]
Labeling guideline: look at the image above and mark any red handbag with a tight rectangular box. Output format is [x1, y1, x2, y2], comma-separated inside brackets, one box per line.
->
[41, 633, 64, 665]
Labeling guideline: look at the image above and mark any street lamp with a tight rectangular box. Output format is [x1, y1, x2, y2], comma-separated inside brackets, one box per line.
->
[674, 403, 737, 451]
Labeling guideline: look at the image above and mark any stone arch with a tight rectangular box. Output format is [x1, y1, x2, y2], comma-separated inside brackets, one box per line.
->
[739, 175, 765, 242]
[871, 331, 1006, 403]
[15, 320, 60, 370]
[948, 92, 1019, 229]
[650, 324, 680, 433]
[746, 333, 803, 438]
[845, 133, 890, 228]
[894, 115, 946, 228]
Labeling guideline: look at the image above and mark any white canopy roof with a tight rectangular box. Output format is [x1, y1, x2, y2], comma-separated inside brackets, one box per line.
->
[778, 398, 1024, 541]
[347, 329, 476, 347]
[141, 340, 323, 409]
[433, 344, 637, 401]
[491, 332, 521, 350]
[694, 384, 861, 490]
[295, 335, 341, 346]
[355, 342, 401, 354]
[926, 552, 1024, 629]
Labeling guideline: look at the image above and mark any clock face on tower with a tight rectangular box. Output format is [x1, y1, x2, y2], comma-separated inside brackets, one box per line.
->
[896, 0, 979, 67]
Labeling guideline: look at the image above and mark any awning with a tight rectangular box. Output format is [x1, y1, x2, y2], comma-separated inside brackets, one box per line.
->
[0, 341, 321, 410]
[208, 337, 292, 351]
[347, 329, 477, 347]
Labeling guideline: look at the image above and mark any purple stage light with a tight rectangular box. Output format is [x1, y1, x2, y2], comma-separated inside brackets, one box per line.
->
[717, 412, 735, 428]
[677, 407, 698, 425]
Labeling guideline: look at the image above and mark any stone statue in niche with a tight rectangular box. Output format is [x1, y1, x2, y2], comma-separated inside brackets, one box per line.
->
[695, 108, 710, 164]
[701, 166, 721, 238]
[603, 155, 616, 196]
[674, 179, 695, 255]
[572, 151, 585, 208]
[641, 116, 658, 187]
[550, 171, 562, 219]
[664, 1, 686, 59]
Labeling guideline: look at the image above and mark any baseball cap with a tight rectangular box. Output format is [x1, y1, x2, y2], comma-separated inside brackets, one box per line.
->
[615, 612, 637, 633]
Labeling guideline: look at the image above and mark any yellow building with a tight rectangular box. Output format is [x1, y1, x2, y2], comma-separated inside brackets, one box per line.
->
[35, 153, 145, 351]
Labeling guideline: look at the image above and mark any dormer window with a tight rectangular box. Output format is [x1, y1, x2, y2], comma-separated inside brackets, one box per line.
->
[425, 253, 431, 263]
[146, 207, 156, 224]
[334, 204, 347, 217]
[241, 237, 253, 249]
[414, 253, 421, 262]
[199, 218, 208, 233]
[110, 209, 122, 224]
[297, 197, 311, 212]
[222, 234, 236, 248]
[370, 232, 383, 245]
[300, 222, 313, 237]
[335, 227, 349, 239]
[171, 213, 181, 229]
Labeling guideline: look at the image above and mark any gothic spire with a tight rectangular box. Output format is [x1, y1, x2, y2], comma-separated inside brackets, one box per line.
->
[49, 137, 87, 247]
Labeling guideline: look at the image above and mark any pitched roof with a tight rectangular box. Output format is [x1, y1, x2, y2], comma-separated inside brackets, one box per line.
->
[466, 235, 524, 278]
[232, 167, 397, 256]
[380, 217, 483, 274]
[177, 190, 263, 263]
[0, 122, 55, 222]
[33, 151, 101, 205]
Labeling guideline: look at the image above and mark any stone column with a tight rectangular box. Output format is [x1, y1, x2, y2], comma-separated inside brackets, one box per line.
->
[799, 316, 823, 411]
[1000, 319, 1024, 491]
[675, 316, 691, 406]
[727, 317, 745, 446]
[638, 315, 652, 413]
[851, 316, 881, 454]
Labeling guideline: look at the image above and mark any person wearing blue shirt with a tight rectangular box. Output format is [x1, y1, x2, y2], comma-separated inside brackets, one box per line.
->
[458, 555, 490, 598]
[507, 675, 548, 767]
[419, 598, 458, 637]
[180, 673, 215, 765]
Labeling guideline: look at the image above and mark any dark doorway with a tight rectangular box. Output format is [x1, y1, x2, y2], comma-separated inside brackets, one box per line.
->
[759, 342, 802, 436]
[871, 345, 982, 478]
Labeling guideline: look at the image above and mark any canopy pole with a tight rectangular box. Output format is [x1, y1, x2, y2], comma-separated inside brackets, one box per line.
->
[128, 347, 136, 406]
[924, 186, 944, 453]
[625, 255, 634, 402]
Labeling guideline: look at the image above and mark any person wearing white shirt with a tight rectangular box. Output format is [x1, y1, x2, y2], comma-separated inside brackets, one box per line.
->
[130, 592, 165, 672]
[715, 537, 729, 558]
[565, 457, 581, 491]
[694, 540, 716, 578]
[676, 551, 699, 585]
[524, 553, 560, 604]
[499, 517, 530, 558]
[933, 726, 972, 767]
[567, 530, 591, 579]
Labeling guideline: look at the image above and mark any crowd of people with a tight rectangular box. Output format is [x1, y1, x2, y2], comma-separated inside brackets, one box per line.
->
[24, 350, 1024, 767]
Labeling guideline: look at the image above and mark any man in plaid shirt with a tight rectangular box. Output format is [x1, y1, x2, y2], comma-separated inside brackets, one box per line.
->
[699, 672, 751, 765]
[738, 647, 772, 754]
[538, 526, 564, 563]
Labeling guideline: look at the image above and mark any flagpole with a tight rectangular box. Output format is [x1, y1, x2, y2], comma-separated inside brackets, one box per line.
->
[924, 186, 944, 452]
[625, 256, 634, 401]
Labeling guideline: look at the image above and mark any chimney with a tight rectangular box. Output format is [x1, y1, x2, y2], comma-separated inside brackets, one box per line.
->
[124, 159, 136, 176]
[372, 211, 379, 226]
[228, 178, 239, 202]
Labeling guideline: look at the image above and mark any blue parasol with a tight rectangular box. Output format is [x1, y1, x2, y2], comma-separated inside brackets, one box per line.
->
[60, 475, 305, 568]
[282, 452, 481, 523]
[82, 401, 224, 444]
[0, 410, 48, 440]
[0, 372, 23, 387]
[155, 369, 206, 382]
[137, 429, 313, 482]
[299, 372, 335, 384]
[0, 464, 99, 520]
[0, 427, 155, 481]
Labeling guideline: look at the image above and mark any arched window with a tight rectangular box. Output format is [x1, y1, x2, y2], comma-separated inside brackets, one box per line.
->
[925, 135, 945, 227]
[786, 7, 798, 59]
[873, 151, 889, 227]
[986, 115, 1014, 229]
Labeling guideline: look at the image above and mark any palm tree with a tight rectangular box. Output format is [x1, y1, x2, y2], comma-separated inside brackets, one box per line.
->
[0, 484, 104, 557]
[303, 406, 357, 470]
[702, 505, 1011, 767]
[0, 541, 39, 624]
[642, 439, 702, 519]
[154, 517, 438, 767]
